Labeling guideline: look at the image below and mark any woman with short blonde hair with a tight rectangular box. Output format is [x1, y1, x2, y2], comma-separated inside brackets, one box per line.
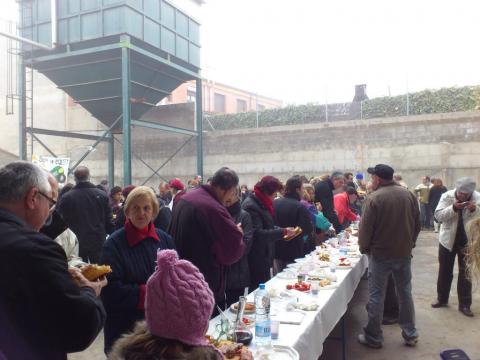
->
[100, 186, 176, 354]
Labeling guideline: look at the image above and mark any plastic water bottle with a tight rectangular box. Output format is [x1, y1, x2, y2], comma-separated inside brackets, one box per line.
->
[254, 283, 271, 347]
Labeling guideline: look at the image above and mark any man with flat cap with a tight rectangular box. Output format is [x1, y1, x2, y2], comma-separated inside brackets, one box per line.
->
[358, 164, 420, 349]
[432, 177, 480, 317]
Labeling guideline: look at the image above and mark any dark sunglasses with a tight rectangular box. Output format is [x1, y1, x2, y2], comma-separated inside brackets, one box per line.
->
[38, 191, 57, 209]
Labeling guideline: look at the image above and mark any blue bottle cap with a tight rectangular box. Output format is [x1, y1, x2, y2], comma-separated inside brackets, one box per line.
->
[259, 284, 265, 289]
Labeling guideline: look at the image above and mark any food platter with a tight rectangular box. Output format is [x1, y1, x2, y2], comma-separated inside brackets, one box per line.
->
[230, 302, 256, 314]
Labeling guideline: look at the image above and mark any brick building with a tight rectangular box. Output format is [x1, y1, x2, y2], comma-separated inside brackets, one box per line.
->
[159, 79, 282, 114]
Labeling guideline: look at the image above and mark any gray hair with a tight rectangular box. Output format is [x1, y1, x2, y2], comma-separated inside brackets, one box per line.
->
[0, 161, 51, 203]
[331, 171, 344, 180]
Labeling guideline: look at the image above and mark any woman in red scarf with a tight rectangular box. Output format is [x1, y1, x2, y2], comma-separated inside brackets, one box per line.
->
[100, 186, 175, 355]
[242, 176, 297, 290]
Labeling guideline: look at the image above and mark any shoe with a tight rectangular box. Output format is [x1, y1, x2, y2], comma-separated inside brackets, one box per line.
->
[404, 337, 418, 347]
[382, 316, 398, 325]
[357, 334, 382, 349]
[459, 306, 474, 317]
[431, 301, 448, 308]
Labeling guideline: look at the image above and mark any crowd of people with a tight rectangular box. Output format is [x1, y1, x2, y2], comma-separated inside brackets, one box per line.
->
[1, 160, 480, 359]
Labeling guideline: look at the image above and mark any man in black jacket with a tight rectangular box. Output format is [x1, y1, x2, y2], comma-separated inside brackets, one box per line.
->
[274, 176, 315, 273]
[58, 166, 114, 263]
[314, 171, 345, 233]
[0, 161, 106, 360]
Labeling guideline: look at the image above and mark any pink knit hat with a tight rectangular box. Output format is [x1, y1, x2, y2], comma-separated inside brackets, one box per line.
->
[145, 250, 215, 346]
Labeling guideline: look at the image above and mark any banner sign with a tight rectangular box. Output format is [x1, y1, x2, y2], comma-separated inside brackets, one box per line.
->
[33, 155, 70, 185]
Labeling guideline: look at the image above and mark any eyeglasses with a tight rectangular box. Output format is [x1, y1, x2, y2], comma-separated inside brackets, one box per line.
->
[38, 191, 57, 209]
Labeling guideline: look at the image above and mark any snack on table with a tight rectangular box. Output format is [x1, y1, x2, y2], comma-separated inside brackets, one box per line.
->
[337, 258, 351, 267]
[319, 278, 331, 287]
[318, 253, 330, 262]
[81, 264, 112, 281]
[231, 302, 255, 314]
[286, 281, 311, 292]
[211, 339, 254, 360]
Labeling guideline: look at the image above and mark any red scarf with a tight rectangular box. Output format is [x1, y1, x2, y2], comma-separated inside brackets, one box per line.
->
[254, 185, 274, 215]
[125, 219, 159, 247]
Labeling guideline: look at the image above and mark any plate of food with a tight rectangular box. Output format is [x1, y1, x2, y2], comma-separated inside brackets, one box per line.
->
[336, 257, 352, 269]
[318, 278, 337, 290]
[207, 337, 254, 360]
[283, 226, 302, 240]
[230, 302, 255, 314]
[317, 253, 330, 262]
[286, 281, 311, 292]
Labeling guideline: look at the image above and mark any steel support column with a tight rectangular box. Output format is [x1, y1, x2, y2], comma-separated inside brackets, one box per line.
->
[195, 77, 203, 178]
[121, 40, 132, 185]
[108, 133, 115, 187]
[18, 57, 26, 160]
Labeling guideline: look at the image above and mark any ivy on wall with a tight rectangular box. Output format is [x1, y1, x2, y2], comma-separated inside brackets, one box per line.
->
[204, 86, 480, 131]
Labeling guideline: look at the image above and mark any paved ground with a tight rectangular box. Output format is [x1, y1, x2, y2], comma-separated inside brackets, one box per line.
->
[70, 231, 480, 360]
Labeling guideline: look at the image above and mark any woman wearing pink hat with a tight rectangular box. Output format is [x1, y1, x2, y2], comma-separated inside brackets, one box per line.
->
[109, 250, 223, 359]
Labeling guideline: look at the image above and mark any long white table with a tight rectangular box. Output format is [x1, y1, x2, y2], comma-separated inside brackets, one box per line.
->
[209, 253, 368, 360]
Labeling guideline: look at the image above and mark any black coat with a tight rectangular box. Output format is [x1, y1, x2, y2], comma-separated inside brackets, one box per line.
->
[226, 201, 254, 290]
[100, 227, 175, 353]
[40, 209, 68, 239]
[114, 198, 172, 233]
[58, 181, 114, 263]
[429, 185, 448, 213]
[273, 193, 315, 262]
[242, 194, 284, 290]
[0, 208, 105, 360]
[314, 179, 342, 233]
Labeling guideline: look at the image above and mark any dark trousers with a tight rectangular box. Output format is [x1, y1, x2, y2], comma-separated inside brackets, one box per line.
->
[384, 273, 399, 318]
[437, 244, 472, 307]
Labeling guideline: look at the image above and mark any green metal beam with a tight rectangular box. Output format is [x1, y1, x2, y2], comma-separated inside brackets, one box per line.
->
[122, 44, 132, 186]
[18, 57, 26, 160]
[131, 119, 198, 137]
[141, 136, 194, 186]
[27, 127, 110, 142]
[108, 134, 115, 187]
[69, 115, 123, 174]
[129, 43, 199, 79]
[28, 43, 120, 64]
[30, 133, 57, 158]
[195, 78, 203, 178]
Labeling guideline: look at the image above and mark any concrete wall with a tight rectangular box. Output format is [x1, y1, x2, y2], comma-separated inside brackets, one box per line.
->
[81, 110, 480, 190]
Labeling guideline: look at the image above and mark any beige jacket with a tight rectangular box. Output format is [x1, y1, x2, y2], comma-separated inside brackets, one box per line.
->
[434, 190, 480, 251]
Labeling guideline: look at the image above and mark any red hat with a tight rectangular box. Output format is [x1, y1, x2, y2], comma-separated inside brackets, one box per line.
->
[122, 185, 136, 198]
[169, 178, 185, 191]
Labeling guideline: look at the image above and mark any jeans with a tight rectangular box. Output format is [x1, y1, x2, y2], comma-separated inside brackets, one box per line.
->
[364, 256, 418, 345]
[420, 203, 433, 229]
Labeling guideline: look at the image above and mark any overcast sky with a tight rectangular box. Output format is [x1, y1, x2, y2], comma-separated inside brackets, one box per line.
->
[201, 0, 480, 104]
[3, 0, 480, 104]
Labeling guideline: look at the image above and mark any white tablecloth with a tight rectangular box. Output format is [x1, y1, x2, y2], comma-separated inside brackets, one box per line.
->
[209, 254, 368, 360]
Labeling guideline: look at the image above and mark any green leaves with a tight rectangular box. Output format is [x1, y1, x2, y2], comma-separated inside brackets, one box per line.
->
[204, 86, 480, 130]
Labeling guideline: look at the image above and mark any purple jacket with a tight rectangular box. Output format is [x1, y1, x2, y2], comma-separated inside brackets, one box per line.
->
[168, 185, 244, 303]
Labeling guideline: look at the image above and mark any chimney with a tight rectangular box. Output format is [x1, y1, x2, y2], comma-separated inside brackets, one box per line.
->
[353, 84, 368, 102]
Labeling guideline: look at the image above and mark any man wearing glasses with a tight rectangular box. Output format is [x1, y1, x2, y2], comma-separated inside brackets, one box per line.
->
[0, 161, 107, 359]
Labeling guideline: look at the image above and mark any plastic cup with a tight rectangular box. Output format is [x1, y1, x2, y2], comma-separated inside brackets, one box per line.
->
[310, 281, 320, 295]
[271, 320, 280, 340]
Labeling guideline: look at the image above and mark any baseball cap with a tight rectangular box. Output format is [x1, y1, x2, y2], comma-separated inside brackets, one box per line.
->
[367, 164, 394, 180]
